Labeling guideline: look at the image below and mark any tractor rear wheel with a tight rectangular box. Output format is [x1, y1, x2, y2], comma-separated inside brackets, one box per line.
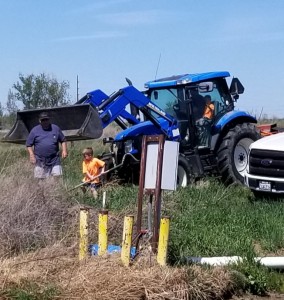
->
[216, 123, 260, 185]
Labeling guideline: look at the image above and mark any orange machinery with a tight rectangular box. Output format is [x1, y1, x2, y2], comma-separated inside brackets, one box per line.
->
[257, 123, 283, 137]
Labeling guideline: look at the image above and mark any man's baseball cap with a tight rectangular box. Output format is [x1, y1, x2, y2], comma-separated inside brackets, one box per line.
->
[39, 112, 50, 120]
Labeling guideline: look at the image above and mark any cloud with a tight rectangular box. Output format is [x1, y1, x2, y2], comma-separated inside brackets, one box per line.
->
[54, 31, 127, 42]
[96, 10, 177, 26]
[66, 3, 180, 27]
[65, 0, 134, 16]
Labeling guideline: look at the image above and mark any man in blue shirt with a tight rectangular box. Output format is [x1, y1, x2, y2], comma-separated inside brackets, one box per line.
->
[26, 111, 68, 178]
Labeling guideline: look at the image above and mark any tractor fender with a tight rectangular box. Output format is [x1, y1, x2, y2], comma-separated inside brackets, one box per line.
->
[210, 110, 257, 151]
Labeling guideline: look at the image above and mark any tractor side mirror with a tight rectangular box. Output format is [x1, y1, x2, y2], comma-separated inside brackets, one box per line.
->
[173, 103, 180, 111]
[230, 78, 244, 101]
[198, 82, 214, 93]
[154, 91, 158, 100]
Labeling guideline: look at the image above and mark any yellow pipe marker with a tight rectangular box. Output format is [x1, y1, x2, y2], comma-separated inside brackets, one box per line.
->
[79, 207, 89, 260]
[98, 210, 108, 256]
[157, 216, 170, 266]
[121, 215, 134, 267]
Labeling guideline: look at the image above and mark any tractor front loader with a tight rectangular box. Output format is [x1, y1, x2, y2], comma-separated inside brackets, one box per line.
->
[3, 104, 103, 144]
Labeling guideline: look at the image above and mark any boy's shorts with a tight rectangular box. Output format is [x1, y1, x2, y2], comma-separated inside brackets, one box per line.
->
[34, 165, 63, 179]
[82, 182, 101, 189]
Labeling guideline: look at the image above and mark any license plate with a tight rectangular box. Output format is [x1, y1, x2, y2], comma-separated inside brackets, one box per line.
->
[259, 181, 271, 191]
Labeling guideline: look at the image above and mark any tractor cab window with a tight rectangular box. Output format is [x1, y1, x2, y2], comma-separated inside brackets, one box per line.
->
[149, 88, 183, 119]
[149, 87, 188, 139]
[186, 82, 227, 147]
[189, 82, 226, 123]
[205, 89, 225, 119]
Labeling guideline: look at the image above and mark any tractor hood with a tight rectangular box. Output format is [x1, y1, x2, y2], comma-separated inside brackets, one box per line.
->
[250, 132, 284, 152]
[114, 119, 167, 141]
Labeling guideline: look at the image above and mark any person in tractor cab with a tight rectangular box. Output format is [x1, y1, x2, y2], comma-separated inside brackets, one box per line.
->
[81, 147, 105, 199]
[203, 95, 214, 120]
[26, 111, 68, 179]
[195, 95, 215, 146]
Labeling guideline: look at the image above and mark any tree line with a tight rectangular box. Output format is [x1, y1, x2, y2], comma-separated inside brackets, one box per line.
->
[0, 73, 70, 129]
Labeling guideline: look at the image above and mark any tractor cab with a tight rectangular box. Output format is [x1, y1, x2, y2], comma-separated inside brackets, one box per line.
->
[145, 72, 237, 149]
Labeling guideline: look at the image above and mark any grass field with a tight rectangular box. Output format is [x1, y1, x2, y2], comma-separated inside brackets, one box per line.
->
[1, 138, 284, 298]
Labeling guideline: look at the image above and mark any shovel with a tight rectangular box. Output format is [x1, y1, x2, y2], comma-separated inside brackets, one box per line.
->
[68, 153, 139, 192]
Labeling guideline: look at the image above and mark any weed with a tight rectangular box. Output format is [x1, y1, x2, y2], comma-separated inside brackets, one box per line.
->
[1, 280, 59, 300]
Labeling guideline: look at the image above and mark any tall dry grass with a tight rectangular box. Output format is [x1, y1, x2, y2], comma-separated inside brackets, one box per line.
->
[0, 246, 236, 300]
[0, 158, 78, 258]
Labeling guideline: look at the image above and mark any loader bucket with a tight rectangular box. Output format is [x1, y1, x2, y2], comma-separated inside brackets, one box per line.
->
[2, 104, 103, 144]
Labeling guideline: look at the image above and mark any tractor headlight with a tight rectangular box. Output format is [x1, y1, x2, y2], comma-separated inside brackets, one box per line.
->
[124, 140, 133, 153]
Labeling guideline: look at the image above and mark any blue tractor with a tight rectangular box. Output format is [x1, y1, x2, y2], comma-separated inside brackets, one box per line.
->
[3, 71, 260, 186]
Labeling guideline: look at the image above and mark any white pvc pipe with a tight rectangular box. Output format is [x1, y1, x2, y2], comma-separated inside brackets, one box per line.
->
[188, 256, 284, 269]
[256, 257, 284, 269]
[188, 256, 242, 266]
[102, 191, 106, 209]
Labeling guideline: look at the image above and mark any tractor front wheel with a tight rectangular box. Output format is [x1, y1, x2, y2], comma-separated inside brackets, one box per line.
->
[216, 123, 260, 185]
[177, 155, 192, 188]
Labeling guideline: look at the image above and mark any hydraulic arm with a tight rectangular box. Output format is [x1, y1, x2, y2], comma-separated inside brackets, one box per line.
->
[84, 85, 180, 140]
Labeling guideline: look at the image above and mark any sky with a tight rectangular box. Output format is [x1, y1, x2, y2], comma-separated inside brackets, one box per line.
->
[0, 0, 284, 118]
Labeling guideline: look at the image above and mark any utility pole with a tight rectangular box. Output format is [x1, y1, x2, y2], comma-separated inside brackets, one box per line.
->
[76, 75, 79, 102]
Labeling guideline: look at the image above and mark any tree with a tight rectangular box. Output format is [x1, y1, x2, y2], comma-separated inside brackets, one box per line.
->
[2, 90, 19, 128]
[6, 90, 18, 115]
[0, 102, 3, 129]
[10, 73, 70, 109]
[0, 102, 3, 118]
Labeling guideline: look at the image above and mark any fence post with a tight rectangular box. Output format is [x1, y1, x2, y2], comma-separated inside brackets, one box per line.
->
[79, 207, 89, 260]
[98, 210, 108, 255]
[157, 216, 170, 266]
[121, 215, 134, 266]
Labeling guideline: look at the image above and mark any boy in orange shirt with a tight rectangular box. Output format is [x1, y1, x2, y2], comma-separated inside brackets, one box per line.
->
[81, 147, 105, 199]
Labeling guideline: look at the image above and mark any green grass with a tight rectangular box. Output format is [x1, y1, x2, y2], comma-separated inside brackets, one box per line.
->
[0, 280, 59, 300]
[162, 181, 284, 294]
[166, 181, 284, 258]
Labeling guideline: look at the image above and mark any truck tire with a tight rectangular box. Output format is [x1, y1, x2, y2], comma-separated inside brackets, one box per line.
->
[177, 155, 191, 187]
[216, 123, 260, 185]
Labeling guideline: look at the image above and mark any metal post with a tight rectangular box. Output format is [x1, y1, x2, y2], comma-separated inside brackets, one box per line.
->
[137, 136, 147, 234]
[79, 207, 89, 260]
[98, 210, 108, 256]
[147, 195, 153, 234]
[152, 135, 165, 252]
[121, 215, 134, 266]
[157, 216, 170, 266]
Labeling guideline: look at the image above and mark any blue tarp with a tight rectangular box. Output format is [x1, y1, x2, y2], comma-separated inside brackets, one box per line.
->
[90, 244, 137, 258]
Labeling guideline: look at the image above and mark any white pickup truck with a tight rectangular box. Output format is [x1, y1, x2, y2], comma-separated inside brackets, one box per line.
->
[244, 132, 284, 194]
